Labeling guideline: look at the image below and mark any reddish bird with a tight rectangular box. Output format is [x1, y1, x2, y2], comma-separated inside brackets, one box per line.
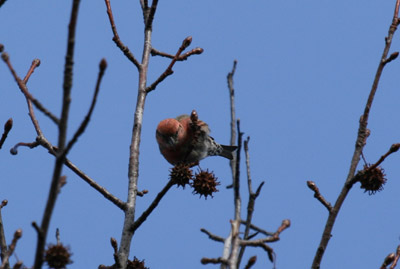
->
[156, 112, 237, 165]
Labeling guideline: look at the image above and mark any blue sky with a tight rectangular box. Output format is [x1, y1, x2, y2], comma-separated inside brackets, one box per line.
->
[1, 1, 400, 268]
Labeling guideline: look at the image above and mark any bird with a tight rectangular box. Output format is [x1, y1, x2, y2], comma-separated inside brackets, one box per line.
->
[156, 111, 237, 165]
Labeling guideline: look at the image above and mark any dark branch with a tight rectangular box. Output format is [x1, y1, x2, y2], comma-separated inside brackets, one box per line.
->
[238, 137, 264, 266]
[0, 200, 8, 268]
[200, 228, 225, 243]
[10, 141, 40, 155]
[146, 36, 193, 93]
[129, 178, 175, 233]
[0, 118, 12, 150]
[244, 256, 257, 269]
[62, 59, 107, 157]
[1, 54, 58, 131]
[312, 3, 400, 264]
[391, 245, 400, 269]
[239, 221, 274, 236]
[150, 47, 203, 61]
[367, 143, 400, 171]
[104, 0, 140, 69]
[0, 229, 22, 269]
[34, 1, 81, 267]
[307, 181, 332, 212]
[201, 257, 228, 265]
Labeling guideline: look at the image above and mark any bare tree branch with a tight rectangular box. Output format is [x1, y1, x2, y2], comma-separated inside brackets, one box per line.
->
[227, 60, 237, 187]
[307, 181, 332, 212]
[237, 137, 265, 266]
[130, 178, 175, 234]
[311, 1, 400, 267]
[104, 0, 141, 69]
[33, 0, 81, 267]
[200, 228, 225, 243]
[366, 143, 400, 171]
[150, 47, 203, 61]
[117, 1, 160, 266]
[239, 221, 274, 236]
[62, 58, 107, 157]
[201, 257, 228, 265]
[1, 54, 53, 135]
[146, 36, 194, 93]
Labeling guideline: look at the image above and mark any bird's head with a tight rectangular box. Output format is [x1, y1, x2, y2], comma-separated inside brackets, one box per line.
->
[156, 118, 183, 147]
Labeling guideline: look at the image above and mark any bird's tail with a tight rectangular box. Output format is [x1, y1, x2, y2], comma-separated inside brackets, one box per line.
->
[219, 145, 238, 160]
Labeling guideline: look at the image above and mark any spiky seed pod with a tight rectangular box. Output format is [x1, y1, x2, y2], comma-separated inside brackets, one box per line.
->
[359, 164, 387, 195]
[44, 244, 72, 269]
[170, 163, 193, 188]
[127, 256, 148, 269]
[192, 169, 220, 199]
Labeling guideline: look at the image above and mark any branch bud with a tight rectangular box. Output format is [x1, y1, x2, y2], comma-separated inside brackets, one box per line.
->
[192, 47, 204, 55]
[1, 199, 8, 208]
[389, 143, 400, 153]
[4, 118, 13, 132]
[387, 51, 399, 63]
[182, 36, 192, 49]
[15, 229, 22, 239]
[100, 58, 108, 70]
[383, 253, 395, 266]
[1, 52, 9, 62]
[33, 59, 41, 67]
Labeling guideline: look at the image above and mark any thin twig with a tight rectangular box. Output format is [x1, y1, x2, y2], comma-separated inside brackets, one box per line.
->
[0, 229, 22, 269]
[367, 143, 400, 171]
[1, 54, 52, 134]
[10, 141, 40, 155]
[130, 178, 175, 233]
[381, 253, 395, 268]
[311, 2, 400, 268]
[201, 257, 228, 265]
[0, 200, 8, 268]
[32, 135, 126, 210]
[390, 245, 400, 269]
[62, 59, 107, 157]
[1, 55, 59, 125]
[307, 181, 332, 212]
[150, 47, 203, 61]
[144, 0, 158, 30]
[146, 36, 193, 93]
[239, 221, 274, 236]
[0, 119, 12, 150]
[240, 239, 275, 263]
[200, 228, 225, 243]
[33, 1, 81, 267]
[22, 59, 60, 125]
[237, 137, 265, 267]
[104, 0, 140, 69]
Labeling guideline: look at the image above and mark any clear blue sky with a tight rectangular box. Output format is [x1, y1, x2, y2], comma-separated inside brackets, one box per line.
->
[1, 1, 400, 268]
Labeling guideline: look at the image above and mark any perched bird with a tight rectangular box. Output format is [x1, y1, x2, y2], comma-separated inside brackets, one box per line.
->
[156, 111, 237, 165]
